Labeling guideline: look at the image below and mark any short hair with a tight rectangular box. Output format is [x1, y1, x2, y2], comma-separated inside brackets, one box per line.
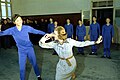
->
[6, 18, 10, 20]
[106, 17, 110, 20]
[12, 14, 21, 22]
[78, 19, 82, 21]
[54, 26, 67, 41]
[67, 18, 70, 20]
[92, 16, 97, 18]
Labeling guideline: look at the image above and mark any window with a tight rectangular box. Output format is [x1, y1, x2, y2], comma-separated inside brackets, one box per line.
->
[7, 0, 10, 2]
[0, 0, 12, 19]
[1, 3, 6, 18]
[92, 0, 113, 8]
[115, 9, 120, 17]
[83, 11, 90, 26]
[1, 0, 5, 2]
[115, 9, 120, 28]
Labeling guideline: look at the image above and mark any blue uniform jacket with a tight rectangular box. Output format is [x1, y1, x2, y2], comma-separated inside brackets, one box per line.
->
[76, 24, 86, 37]
[47, 23, 54, 33]
[0, 25, 45, 48]
[64, 24, 73, 37]
[89, 22, 100, 36]
[102, 24, 114, 38]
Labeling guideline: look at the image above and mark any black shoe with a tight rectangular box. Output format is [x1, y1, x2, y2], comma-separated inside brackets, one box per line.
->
[89, 53, 93, 55]
[101, 55, 106, 58]
[107, 56, 112, 59]
[38, 77, 42, 80]
[93, 53, 97, 55]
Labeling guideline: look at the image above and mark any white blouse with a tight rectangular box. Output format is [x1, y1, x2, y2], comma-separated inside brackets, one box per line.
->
[39, 36, 95, 59]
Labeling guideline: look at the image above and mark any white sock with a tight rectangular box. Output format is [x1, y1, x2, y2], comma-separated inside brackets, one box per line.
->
[37, 75, 40, 77]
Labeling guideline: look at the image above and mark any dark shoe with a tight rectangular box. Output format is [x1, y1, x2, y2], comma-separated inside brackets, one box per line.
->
[93, 53, 97, 55]
[107, 56, 112, 59]
[38, 77, 42, 80]
[89, 53, 93, 55]
[101, 55, 106, 58]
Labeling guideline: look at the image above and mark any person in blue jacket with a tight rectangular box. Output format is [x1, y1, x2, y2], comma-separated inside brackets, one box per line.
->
[0, 14, 44, 80]
[64, 19, 73, 38]
[101, 18, 114, 59]
[76, 20, 86, 55]
[88, 16, 100, 55]
[47, 18, 54, 33]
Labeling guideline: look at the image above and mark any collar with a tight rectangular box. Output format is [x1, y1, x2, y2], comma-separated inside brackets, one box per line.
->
[54, 39, 69, 44]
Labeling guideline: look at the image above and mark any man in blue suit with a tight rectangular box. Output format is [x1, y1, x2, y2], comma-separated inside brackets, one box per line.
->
[101, 18, 114, 59]
[88, 16, 100, 55]
[64, 19, 73, 38]
[76, 20, 86, 55]
[47, 18, 54, 33]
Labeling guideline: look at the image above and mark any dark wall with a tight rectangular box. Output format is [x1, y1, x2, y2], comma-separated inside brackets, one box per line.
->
[22, 13, 81, 27]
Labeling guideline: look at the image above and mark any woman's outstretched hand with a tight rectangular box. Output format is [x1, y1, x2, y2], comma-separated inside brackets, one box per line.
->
[95, 36, 103, 44]
[46, 33, 56, 38]
[40, 34, 51, 43]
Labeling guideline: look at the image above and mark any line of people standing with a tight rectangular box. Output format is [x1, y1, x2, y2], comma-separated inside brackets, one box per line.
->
[0, 16, 114, 59]
[47, 16, 114, 59]
[88, 16, 114, 59]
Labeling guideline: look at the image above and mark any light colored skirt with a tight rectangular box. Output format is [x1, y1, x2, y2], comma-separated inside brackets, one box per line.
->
[55, 56, 76, 80]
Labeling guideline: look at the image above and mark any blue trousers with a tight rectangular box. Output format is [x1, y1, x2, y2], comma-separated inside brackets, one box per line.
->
[77, 36, 84, 53]
[103, 37, 111, 57]
[18, 47, 40, 80]
[90, 35, 98, 53]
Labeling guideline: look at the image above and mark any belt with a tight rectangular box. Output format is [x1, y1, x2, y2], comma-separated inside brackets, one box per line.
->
[60, 55, 73, 66]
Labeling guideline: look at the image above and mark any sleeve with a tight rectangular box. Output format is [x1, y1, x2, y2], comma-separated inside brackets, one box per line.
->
[39, 35, 55, 49]
[111, 25, 114, 37]
[88, 24, 92, 35]
[102, 25, 104, 37]
[98, 23, 100, 35]
[0, 28, 12, 36]
[47, 24, 50, 33]
[76, 26, 78, 36]
[70, 38, 95, 47]
[28, 26, 46, 35]
[64, 25, 67, 32]
[84, 25, 86, 36]
[71, 24, 74, 35]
